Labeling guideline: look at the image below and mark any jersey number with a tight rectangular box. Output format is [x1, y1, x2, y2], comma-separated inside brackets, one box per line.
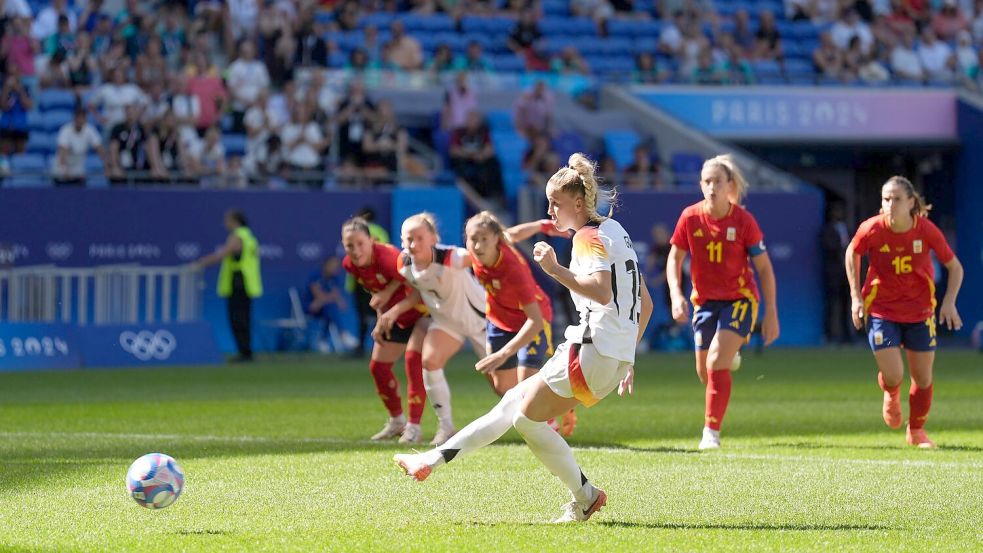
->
[706, 241, 723, 263]
[891, 255, 912, 275]
[612, 260, 642, 324]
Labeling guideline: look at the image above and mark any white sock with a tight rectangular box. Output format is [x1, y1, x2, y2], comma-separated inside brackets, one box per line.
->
[703, 427, 720, 439]
[423, 384, 526, 468]
[512, 411, 595, 504]
[392, 414, 406, 424]
[422, 368, 453, 427]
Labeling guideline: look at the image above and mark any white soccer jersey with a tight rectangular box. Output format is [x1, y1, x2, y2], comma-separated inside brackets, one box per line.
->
[398, 245, 487, 337]
[564, 218, 641, 364]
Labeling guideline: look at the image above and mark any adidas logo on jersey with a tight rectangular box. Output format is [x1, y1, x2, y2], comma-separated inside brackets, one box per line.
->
[693, 229, 704, 238]
[879, 244, 890, 253]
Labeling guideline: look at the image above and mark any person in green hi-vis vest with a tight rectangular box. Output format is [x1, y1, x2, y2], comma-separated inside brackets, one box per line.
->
[347, 206, 389, 357]
[195, 209, 263, 362]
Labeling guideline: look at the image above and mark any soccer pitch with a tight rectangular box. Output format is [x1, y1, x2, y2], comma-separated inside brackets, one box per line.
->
[0, 349, 980, 552]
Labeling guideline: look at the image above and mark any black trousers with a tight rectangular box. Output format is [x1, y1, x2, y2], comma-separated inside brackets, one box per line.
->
[228, 272, 253, 358]
[354, 285, 372, 353]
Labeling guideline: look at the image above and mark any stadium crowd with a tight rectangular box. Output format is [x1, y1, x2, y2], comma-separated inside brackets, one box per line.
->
[1, 0, 982, 186]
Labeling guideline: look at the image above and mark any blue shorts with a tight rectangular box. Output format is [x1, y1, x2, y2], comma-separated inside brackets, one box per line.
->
[692, 299, 756, 350]
[867, 316, 937, 352]
[487, 321, 554, 371]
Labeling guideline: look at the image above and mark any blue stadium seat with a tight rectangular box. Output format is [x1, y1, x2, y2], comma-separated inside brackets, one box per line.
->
[314, 10, 333, 25]
[85, 154, 104, 174]
[26, 110, 44, 132]
[8, 154, 49, 187]
[25, 132, 56, 155]
[590, 56, 636, 76]
[486, 110, 514, 133]
[491, 55, 526, 72]
[552, 131, 585, 162]
[502, 169, 528, 201]
[359, 12, 396, 29]
[222, 134, 247, 157]
[595, 38, 633, 56]
[37, 89, 77, 112]
[671, 151, 703, 185]
[607, 19, 663, 38]
[603, 130, 640, 171]
[631, 37, 658, 55]
[540, 17, 596, 36]
[542, 0, 569, 16]
[41, 110, 73, 133]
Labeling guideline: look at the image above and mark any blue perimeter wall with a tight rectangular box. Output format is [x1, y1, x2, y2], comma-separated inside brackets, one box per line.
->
[0, 186, 825, 350]
[955, 100, 983, 336]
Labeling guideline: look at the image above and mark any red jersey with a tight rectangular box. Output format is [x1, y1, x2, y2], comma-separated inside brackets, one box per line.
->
[471, 242, 553, 332]
[670, 202, 765, 306]
[850, 215, 954, 323]
[342, 242, 424, 329]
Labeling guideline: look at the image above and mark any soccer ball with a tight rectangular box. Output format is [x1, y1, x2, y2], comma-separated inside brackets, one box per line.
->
[126, 453, 185, 509]
[731, 351, 742, 372]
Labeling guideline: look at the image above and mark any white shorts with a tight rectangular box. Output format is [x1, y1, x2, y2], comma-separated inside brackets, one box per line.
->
[540, 341, 630, 407]
[430, 319, 487, 359]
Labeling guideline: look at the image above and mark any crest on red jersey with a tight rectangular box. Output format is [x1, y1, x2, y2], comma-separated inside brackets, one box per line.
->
[913, 240, 923, 253]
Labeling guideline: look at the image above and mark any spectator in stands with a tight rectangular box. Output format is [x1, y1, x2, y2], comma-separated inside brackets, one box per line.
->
[43, 14, 75, 56]
[294, 18, 328, 68]
[551, 45, 591, 75]
[228, 0, 259, 43]
[281, 103, 327, 180]
[973, 0, 983, 43]
[955, 30, 979, 83]
[842, 35, 866, 81]
[658, 11, 685, 57]
[1, 17, 37, 89]
[512, 81, 553, 139]
[347, 48, 375, 73]
[732, 9, 756, 54]
[821, 201, 853, 345]
[135, 36, 168, 89]
[875, 0, 916, 46]
[187, 52, 228, 133]
[259, 10, 297, 87]
[388, 20, 423, 71]
[98, 39, 129, 80]
[66, 32, 97, 90]
[336, 79, 377, 181]
[361, 25, 383, 66]
[918, 27, 956, 81]
[32, 0, 75, 42]
[932, 0, 970, 41]
[39, 49, 71, 89]
[362, 100, 407, 184]
[691, 46, 728, 84]
[507, 8, 543, 62]
[857, 42, 892, 83]
[188, 125, 227, 180]
[831, 7, 874, 54]
[454, 40, 493, 72]
[891, 27, 925, 81]
[227, 39, 270, 133]
[427, 44, 456, 75]
[624, 143, 664, 189]
[143, 80, 171, 125]
[717, 33, 755, 84]
[450, 110, 504, 204]
[158, 10, 187, 71]
[168, 74, 201, 147]
[0, 66, 31, 161]
[334, 0, 360, 32]
[305, 69, 339, 123]
[89, 68, 148, 132]
[306, 255, 352, 353]
[632, 52, 672, 83]
[107, 104, 153, 182]
[522, 130, 560, 185]
[571, 0, 615, 35]
[442, 72, 478, 131]
[678, 17, 709, 76]
[147, 109, 190, 180]
[2, 0, 31, 19]
[753, 10, 783, 61]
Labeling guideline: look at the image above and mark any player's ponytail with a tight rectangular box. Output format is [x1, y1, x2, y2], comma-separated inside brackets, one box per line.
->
[465, 210, 511, 245]
[341, 216, 372, 238]
[548, 153, 617, 222]
[885, 176, 932, 217]
[703, 154, 748, 205]
[402, 212, 441, 243]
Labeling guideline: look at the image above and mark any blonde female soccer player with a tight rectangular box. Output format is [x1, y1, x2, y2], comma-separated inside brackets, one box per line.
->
[340, 217, 429, 444]
[394, 153, 652, 523]
[375, 213, 488, 446]
[845, 176, 963, 448]
[666, 154, 780, 450]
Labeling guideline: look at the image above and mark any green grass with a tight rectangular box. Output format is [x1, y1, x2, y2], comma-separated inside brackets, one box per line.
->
[0, 349, 981, 552]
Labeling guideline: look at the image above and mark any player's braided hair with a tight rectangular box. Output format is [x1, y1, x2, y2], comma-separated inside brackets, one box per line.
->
[885, 176, 932, 217]
[402, 212, 441, 243]
[548, 153, 616, 222]
[341, 216, 371, 238]
[465, 210, 512, 245]
[703, 154, 749, 205]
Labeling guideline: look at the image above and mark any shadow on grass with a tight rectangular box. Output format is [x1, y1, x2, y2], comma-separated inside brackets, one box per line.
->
[598, 521, 895, 531]
[767, 441, 983, 453]
[572, 442, 701, 455]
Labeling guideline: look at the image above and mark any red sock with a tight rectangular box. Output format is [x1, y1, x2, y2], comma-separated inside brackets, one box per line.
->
[908, 383, 933, 429]
[705, 369, 732, 431]
[369, 360, 403, 418]
[404, 350, 426, 424]
[878, 372, 900, 396]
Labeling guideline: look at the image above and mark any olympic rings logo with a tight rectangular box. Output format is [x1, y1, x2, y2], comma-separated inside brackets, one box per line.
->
[119, 330, 177, 361]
